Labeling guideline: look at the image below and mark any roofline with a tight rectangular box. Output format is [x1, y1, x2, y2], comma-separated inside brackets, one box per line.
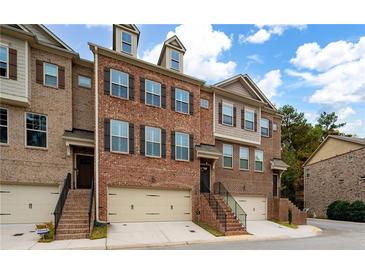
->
[38, 24, 76, 52]
[89, 42, 205, 86]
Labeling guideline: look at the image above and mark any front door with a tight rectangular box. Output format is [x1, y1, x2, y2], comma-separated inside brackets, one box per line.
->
[76, 155, 94, 189]
[200, 165, 210, 193]
[273, 174, 278, 197]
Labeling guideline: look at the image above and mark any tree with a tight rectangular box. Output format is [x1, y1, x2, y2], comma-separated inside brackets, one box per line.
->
[317, 111, 346, 140]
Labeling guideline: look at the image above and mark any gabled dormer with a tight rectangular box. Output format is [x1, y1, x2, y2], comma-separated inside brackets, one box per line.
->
[112, 24, 140, 57]
[157, 35, 186, 73]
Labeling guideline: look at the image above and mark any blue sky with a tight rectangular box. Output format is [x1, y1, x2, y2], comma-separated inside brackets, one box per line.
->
[47, 24, 365, 137]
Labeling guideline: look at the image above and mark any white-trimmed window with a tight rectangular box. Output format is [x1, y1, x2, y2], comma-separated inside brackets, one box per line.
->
[175, 88, 189, 114]
[261, 118, 269, 137]
[273, 122, 278, 131]
[121, 32, 132, 54]
[255, 149, 264, 172]
[146, 126, 161, 157]
[239, 147, 249, 170]
[78, 75, 91, 88]
[0, 45, 8, 78]
[26, 113, 47, 148]
[223, 103, 233, 126]
[111, 69, 129, 99]
[200, 98, 209, 109]
[44, 63, 58, 88]
[145, 79, 161, 107]
[223, 144, 233, 168]
[170, 50, 180, 71]
[245, 109, 255, 131]
[111, 120, 129, 153]
[175, 132, 189, 161]
[0, 108, 8, 144]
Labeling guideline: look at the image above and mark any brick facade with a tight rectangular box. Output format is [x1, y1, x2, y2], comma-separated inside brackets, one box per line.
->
[304, 147, 365, 218]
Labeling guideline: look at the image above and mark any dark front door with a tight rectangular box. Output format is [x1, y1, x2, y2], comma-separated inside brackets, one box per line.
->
[200, 165, 210, 193]
[76, 155, 94, 189]
[273, 174, 278, 197]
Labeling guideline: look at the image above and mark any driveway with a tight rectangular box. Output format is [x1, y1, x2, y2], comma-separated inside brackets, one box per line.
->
[0, 224, 39, 250]
[107, 221, 216, 249]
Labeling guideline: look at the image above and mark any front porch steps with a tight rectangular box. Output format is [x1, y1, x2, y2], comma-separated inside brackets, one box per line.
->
[55, 189, 91, 240]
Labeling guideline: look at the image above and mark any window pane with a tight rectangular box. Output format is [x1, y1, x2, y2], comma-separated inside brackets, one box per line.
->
[122, 32, 132, 44]
[26, 114, 47, 131]
[224, 156, 232, 168]
[111, 70, 128, 86]
[255, 150, 263, 161]
[0, 109, 7, 126]
[240, 159, 248, 170]
[245, 111, 254, 122]
[223, 115, 233, 125]
[200, 99, 209, 108]
[261, 118, 269, 128]
[240, 147, 249, 159]
[147, 142, 160, 157]
[0, 127, 7, 143]
[146, 80, 161, 95]
[176, 101, 189, 114]
[111, 120, 128, 137]
[79, 75, 91, 88]
[223, 144, 233, 156]
[261, 127, 269, 136]
[27, 131, 47, 148]
[0, 46, 7, 62]
[255, 161, 263, 171]
[0, 62, 7, 77]
[146, 127, 161, 143]
[176, 133, 189, 147]
[122, 43, 132, 54]
[45, 75, 57, 87]
[112, 136, 128, 152]
[171, 50, 180, 61]
[223, 104, 233, 116]
[176, 89, 189, 103]
[176, 146, 188, 160]
[171, 60, 179, 70]
[45, 63, 57, 77]
[245, 120, 254, 130]
[112, 84, 128, 98]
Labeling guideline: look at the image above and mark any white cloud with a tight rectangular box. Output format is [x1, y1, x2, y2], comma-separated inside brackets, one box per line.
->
[141, 24, 236, 82]
[85, 24, 112, 31]
[337, 106, 355, 121]
[341, 119, 363, 135]
[287, 36, 365, 105]
[241, 25, 306, 44]
[257, 69, 282, 99]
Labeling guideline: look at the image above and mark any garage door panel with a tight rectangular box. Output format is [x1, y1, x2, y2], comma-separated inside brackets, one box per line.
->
[0, 185, 59, 224]
[108, 187, 192, 222]
[234, 196, 267, 221]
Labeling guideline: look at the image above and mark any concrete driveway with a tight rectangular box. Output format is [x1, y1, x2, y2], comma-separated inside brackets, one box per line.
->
[107, 221, 216, 249]
[0, 224, 39, 250]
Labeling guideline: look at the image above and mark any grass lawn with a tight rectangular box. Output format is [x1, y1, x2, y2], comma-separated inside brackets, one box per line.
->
[193, 221, 225, 237]
[271, 220, 298, 229]
[90, 224, 107, 240]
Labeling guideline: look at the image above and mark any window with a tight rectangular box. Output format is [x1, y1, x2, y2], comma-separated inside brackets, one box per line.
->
[223, 144, 233, 168]
[200, 98, 209, 109]
[145, 79, 161, 107]
[44, 63, 58, 88]
[245, 109, 254, 130]
[0, 45, 8, 78]
[146, 126, 161, 157]
[222, 103, 233, 126]
[121, 32, 132, 54]
[175, 132, 189, 161]
[170, 50, 180, 71]
[175, 88, 189, 114]
[261, 118, 269, 137]
[26, 113, 47, 148]
[273, 122, 278, 131]
[111, 69, 129, 99]
[255, 150, 264, 171]
[239, 147, 249, 170]
[78, 75, 91, 88]
[0, 108, 8, 144]
[111, 120, 129, 153]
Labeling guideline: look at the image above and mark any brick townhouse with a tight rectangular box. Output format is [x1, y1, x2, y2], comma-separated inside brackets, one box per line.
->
[0, 24, 305, 239]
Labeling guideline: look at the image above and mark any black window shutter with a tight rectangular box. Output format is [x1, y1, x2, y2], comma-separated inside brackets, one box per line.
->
[129, 75, 134, 100]
[161, 84, 166, 108]
[171, 131, 175, 160]
[9, 48, 17, 80]
[104, 68, 110, 95]
[104, 118, 110, 151]
[189, 134, 194, 161]
[218, 102, 222, 124]
[269, 119, 272, 137]
[140, 78, 145, 104]
[129, 123, 134, 154]
[58, 66, 65, 89]
[233, 106, 237, 127]
[171, 87, 175, 111]
[189, 92, 194, 115]
[140, 125, 145, 155]
[254, 111, 258, 132]
[161, 129, 166, 158]
[241, 108, 245, 129]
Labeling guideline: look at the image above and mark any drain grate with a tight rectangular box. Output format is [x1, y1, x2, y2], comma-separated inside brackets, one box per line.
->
[185, 225, 190, 227]
[189, 230, 196, 233]
[29, 230, 35, 233]
[13, 233, 24, 237]
[123, 224, 127, 226]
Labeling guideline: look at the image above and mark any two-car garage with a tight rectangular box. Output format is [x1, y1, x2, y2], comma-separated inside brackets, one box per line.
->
[107, 187, 192, 222]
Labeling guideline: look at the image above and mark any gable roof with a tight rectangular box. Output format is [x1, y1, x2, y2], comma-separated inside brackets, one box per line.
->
[214, 74, 277, 111]
[157, 35, 186, 66]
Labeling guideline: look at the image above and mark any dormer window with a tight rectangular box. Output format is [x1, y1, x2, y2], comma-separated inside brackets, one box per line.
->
[170, 50, 180, 71]
[121, 32, 132, 54]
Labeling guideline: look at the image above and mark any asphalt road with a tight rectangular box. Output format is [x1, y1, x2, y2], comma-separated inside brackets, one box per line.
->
[148, 219, 365, 250]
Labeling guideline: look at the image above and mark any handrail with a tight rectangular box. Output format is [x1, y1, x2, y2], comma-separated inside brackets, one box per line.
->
[88, 179, 95, 234]
[203, 193, 227, 232]
[53, 173, 71, 234]
[216, 182, 247, 230]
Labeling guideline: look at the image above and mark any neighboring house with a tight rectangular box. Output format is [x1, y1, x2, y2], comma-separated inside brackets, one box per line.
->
[303, 135, 365, 218]
[0, 24, 304, 240]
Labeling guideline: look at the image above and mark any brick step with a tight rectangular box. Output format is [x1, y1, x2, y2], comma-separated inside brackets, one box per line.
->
[59, 219, 89, 225]
[63, 206, 89, 210]
[59, 215, 89, 220]
[57, 227, 89, 234]
[225, 230, 247, 236]
[62, 209, 88, 213]
[57, 223, 89, 230]
[56, 233, 89, 240]
[226, 224, 244, 231]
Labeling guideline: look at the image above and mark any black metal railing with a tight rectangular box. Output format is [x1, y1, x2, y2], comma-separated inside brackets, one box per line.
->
[54, 173, 71, 234]
[88, 179, 95, 234]
[203, 193, 227, 232]
[216, 182, 247, 230]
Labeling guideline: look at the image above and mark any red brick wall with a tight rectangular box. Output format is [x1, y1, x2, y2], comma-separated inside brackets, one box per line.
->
[97, 54, 202, 221]
[200, 91, 214, 145]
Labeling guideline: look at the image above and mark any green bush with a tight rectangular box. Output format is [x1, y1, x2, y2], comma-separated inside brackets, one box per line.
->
[327, 200, 365, 222]
[288, 209, 293, 225]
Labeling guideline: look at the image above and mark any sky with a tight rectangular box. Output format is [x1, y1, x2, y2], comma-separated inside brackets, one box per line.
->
[46, 24, 365, 137]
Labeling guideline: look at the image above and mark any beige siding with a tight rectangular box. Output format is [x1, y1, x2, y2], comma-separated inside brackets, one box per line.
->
[221, 81, 255, 99]
[25, 25, 59, 46]
[307, 138, 364, 165]
[214, 94, 261, 145]
[0, 34, 29, 104]
[165, 47, 184, 72]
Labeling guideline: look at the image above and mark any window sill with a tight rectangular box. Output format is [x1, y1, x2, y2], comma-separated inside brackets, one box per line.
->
[174, 110, 190, 116]
[145, 103, 162, 109]
[110, 150, 130, 155]
[0, 143, 9, 147]
[25, 145, 48, 151]
[109, 94, 129, 101]
[239, 168, 249, 172]
[254, 170, 264, 173]
[0, 75, 9, 79]
[244, 127, 255, 132]
[42, 83, 59, 90]
[145, 154, 162, 159]
[223, 166, 233, 170]
[261, 134, 270, 138]
[78, 85, 92, 89]
[175, 158, 190, 162]
[222, 123, 234, 127]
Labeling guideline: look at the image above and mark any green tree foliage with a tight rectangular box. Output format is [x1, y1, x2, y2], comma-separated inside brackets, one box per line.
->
[317, 111, 346, 140]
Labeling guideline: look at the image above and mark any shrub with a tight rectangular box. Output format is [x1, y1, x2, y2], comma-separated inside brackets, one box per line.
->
[327, 200, 365, 222]
[288, 209, 293, 225]
[36, 222, 55, 242]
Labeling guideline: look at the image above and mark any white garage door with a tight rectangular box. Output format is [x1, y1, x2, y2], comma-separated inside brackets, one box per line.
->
[233, 196, 267, 221]
[0, 185, 59, 224]
[108, 187, 192, 222]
